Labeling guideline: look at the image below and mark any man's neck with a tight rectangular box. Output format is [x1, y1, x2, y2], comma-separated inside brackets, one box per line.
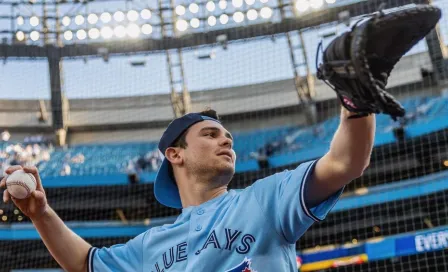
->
[178, 182, 228, 208]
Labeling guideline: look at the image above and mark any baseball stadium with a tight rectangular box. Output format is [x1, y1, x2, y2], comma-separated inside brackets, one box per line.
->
[0, 0, 447, 271]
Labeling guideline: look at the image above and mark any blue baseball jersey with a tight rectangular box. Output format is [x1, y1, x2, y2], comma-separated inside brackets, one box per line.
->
[87, 159, 343, 272]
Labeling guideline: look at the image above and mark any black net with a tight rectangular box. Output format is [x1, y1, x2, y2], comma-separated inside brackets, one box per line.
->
[0, 0, 447, 271]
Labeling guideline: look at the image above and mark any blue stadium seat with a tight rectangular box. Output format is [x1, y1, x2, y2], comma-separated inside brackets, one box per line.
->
[22, 94, 448, 178]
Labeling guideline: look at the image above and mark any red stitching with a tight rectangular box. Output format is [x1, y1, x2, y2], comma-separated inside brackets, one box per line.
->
[26, 173, 37, 187]
[6, 180, 31, 198]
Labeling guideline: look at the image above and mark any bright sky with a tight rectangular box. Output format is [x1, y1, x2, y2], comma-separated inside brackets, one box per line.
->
[0, 0, 446, 99]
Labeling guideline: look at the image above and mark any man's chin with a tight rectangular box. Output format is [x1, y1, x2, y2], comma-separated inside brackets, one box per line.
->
[216, 163, 235, 176]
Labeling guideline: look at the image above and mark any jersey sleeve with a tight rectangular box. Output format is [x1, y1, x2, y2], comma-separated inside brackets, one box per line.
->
[251, 159, 344, 243]
[87, 231, 146, 272]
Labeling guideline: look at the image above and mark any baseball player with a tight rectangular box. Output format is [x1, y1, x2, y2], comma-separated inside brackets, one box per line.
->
[0, 106, 375, 271]
[1, 5, 440, 270]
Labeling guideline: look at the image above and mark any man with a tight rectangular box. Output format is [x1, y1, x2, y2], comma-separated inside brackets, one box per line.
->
[0, 107, 374, 271]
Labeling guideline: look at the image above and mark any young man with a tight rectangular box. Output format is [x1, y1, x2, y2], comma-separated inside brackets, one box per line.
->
[1, 107, 375, 272]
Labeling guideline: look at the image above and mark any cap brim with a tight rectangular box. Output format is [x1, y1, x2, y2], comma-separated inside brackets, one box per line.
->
[154, 158, 183, 209]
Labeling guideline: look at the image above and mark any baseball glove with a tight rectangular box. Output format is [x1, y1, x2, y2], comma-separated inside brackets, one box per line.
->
[316, 5, 441, 120]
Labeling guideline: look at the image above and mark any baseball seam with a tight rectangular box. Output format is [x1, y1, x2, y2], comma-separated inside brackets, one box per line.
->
[26, 173, 37, 187]
[7, 180, 31, 198]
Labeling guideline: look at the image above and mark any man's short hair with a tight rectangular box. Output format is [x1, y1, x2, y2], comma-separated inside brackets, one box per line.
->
[170, 108, 220, 149]
[168, 108, 220, 182]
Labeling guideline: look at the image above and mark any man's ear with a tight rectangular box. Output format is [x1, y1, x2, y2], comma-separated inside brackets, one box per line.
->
[165, 147, 183, 166]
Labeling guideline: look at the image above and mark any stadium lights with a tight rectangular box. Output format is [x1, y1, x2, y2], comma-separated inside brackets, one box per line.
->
[127, 10, 139, 22]
[100, 12, 112, 23]
[30, 16, 39, 26]
[190, 18, 200, 28]
[233, 12, 244, 23]
[206, 1, 216, 12]
[141, 9, 151, 20]
[37, 3, 277, 42]
[88, 28, 100, 39]
[295, 0, 310, 12]
[189, 3, 199, 14]
[310, 0, 324, 9]
[30, 30, 39, 41]
[87, 14, 98, 24]
[64, 30, 73, 41]
[295, 0, 336, 13]
[75, 15, 84, 25]
[219, 14, 229, 24]
[126, 24, 140, 38]
[17, 16, 24, 26]
[355, 187, 368, 195]
[101, 26, 113, 39]
[176, 19, 188, 31]
[59, 24, 153, 41]
[55, 8, 155, 30]
[114, 25, 126, 38]
[207, 16, 217, 26]
[76, 29, 87, 40]
[113, 11, 125, 22]
[16, 31, 25, 41]
[12, 2, 279, 44]
[260, 7, 273, 18]
[175, 5, 186, 16]
[141, 24, 153, 34]
[172, 6, 274, 33]
[247, 9, 258, 20]
[62, 16, 71, 26]
[218, 0, 227, 9]
[232, 0, 243, 8]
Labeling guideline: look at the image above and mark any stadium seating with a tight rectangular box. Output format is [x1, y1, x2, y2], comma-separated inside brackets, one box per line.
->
[25, 94, 448, 178]
[2, 94, 447, 271]
[4, 95, 446, 179]
[38, 142, 157, 177]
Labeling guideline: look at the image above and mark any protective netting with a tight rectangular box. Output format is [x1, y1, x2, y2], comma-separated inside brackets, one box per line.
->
[0, 0, 447, 271]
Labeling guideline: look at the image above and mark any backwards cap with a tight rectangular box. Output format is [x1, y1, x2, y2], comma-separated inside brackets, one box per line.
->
[155, 112, 220, 208]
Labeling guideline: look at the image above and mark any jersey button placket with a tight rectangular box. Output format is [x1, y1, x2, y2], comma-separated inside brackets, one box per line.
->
[195, 209, 205, 231]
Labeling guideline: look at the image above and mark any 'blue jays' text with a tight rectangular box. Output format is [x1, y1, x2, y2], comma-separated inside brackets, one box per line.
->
[151, 228, 256, 271]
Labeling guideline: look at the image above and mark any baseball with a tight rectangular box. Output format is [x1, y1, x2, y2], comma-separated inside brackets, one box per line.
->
[6, 170, 37, 200]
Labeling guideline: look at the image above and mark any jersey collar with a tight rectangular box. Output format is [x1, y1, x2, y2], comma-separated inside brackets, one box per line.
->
[180, 190, 232, 215]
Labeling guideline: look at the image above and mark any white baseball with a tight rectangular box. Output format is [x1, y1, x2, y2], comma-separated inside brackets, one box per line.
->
[6, 170, 37, 199]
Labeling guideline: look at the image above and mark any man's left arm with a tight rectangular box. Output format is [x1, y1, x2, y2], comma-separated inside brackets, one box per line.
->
[305, 108, 376, 208]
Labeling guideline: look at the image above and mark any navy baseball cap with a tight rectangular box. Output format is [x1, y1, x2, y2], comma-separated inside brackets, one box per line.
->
[155, 112, 221, 209]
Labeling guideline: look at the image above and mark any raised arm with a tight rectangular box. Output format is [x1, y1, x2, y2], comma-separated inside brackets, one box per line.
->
[1, 166, 91, 272]
[305, 108, 375, 208]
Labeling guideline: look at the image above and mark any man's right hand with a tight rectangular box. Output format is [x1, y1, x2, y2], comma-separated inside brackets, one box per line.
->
[0, 165, 48, 222]
[2, 165, 92, 272]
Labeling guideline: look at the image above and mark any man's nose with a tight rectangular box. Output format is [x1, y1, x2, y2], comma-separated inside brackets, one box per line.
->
[219, 137, 233, 147]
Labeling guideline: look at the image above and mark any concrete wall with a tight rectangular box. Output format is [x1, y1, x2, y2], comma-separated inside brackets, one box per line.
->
[68, 128, 167, 144]
[65, 51, 434, 127]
